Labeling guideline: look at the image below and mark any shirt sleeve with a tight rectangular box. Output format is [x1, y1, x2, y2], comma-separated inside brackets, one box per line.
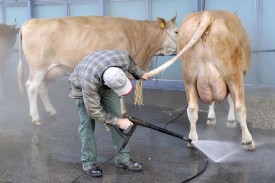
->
[127, 55, 145, 80]
[82, 80, 117, 125]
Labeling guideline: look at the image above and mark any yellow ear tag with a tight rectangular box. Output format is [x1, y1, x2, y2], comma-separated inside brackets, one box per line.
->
[160, 22, 165, 29]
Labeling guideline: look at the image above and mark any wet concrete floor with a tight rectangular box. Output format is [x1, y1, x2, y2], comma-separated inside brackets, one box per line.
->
[1, 57, 275, 182]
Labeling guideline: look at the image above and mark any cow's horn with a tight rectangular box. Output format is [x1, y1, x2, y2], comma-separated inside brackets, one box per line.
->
[13, 18, 17, 26]
[171, 12, 177, 22]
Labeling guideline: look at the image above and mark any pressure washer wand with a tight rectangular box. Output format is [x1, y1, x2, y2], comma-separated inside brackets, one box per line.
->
[128, 116, 192, 143]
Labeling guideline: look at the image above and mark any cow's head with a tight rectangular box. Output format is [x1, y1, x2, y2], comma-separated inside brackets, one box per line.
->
[155, 14, 179, 56]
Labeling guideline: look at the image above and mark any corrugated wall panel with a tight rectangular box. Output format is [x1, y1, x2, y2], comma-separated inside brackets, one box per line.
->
[69, 3, 100, 16]
[35, 4, 65, 18]
[259, 0, 275, 86]
[107, 0, 147, 20]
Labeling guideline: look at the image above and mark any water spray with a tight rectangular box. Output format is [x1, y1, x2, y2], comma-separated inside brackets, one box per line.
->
[127, 116, 241, 163]
[126, 116, 209, 183]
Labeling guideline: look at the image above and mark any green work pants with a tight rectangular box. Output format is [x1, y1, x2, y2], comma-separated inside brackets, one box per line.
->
[74, 89, 131, 166]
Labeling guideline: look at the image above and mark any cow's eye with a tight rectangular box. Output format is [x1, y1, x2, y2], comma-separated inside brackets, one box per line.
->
[175, 31, 178, 34]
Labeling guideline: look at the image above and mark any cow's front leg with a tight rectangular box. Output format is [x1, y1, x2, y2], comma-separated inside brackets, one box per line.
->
[227, 94, 236, 128]
[207, 102, 216, 125]
[26, 79, 43, 126]
[186, 85, 199, 148]
[39, 81, 57, 118]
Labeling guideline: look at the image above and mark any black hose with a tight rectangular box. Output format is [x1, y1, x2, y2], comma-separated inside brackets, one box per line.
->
[72, 110, 208, 182]
[129, 116, 191, 143]
[161, 107, 209, 183]
[71, 149, 124, 183]
[164, 106, 188, 129]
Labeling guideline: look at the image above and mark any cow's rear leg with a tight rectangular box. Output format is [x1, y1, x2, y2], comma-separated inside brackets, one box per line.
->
[207, 96, 237, 127]
[235, 101, 255, 150]
[186, 85, 199, 148]
[230, 83, 255, 151]
[207, 102, 216, 125]
[39, 81, 57, 118]
[227, 95, 236, 128]
[26, 76, 44, 126]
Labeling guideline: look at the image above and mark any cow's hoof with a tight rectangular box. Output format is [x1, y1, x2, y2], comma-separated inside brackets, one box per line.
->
[242, 140, 256, 151]
[47, 110, 57, 117]
[227, 120, 236, 128]
[33, 120, 44, 126]
[187, 142, 194, 149]
[50, 113, 58, 119]
[207, 118, 216, 126]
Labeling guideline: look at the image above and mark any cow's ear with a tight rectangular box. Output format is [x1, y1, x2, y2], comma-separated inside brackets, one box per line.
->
[157, 17, 166, 29]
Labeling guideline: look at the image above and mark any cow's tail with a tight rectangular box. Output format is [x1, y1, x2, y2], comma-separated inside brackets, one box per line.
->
[17, 27, 24, 93]
[149, 12, 213, 77]
[134, 12, 213, 105]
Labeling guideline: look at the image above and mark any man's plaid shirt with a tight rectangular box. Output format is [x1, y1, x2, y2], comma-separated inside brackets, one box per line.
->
[69, 50, 144, 125]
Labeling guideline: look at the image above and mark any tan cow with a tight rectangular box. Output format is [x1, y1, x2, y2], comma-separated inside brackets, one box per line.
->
[178, 10, 255, 150]
[143, 10, 254, 151]
[0, 23, 18, 101]
[18, 15, 178, 125]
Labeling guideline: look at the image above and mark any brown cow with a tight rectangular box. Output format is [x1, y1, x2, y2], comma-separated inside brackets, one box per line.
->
[0, 23, 18, 101]
[145, 10, 254, 151]
[18, 15, 178, 125]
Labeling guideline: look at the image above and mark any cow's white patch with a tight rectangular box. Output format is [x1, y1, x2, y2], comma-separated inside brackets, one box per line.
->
[227, 95, 236, 128]
[33, 71, 45, 84]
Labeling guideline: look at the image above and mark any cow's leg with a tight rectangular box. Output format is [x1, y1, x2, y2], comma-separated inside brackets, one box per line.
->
[207, 102, 216, 125]
[39, 81, 57, 118]
[26, 71, 45, 126]
[229, 82, 255, 151]
[120, 97, 128, 117]
[227, 94, 236, 128]
[186, 85, 199, 148]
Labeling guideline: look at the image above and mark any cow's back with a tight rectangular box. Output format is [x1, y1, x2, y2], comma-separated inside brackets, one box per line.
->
[21, 16, 160, 71]
[178, 11, 251, 104]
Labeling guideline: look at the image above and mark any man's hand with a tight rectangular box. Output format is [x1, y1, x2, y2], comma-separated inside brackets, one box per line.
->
[116, 118, 133, 130]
